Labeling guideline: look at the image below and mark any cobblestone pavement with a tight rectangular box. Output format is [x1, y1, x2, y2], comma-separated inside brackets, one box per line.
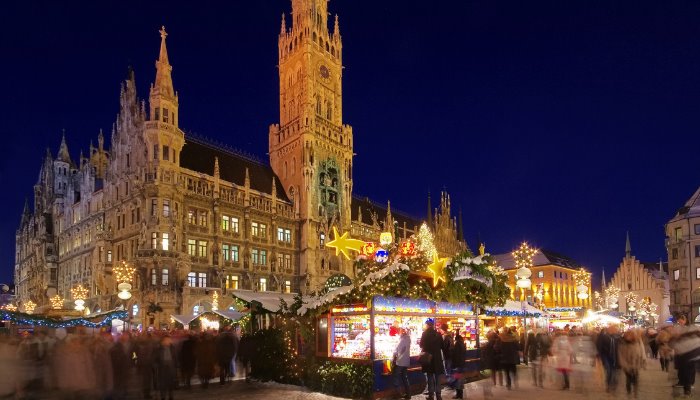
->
[173, 360, 696, 400]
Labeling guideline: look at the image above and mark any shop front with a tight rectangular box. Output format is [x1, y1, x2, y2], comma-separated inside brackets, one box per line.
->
[317, 295, 479, 399]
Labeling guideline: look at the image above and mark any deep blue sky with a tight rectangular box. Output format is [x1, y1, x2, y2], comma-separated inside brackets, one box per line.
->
[2, 1, 699, 288]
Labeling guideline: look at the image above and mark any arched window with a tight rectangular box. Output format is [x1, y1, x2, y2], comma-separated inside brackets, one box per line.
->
[316, 97, 321, 115]
[313, 32, 317, 43]
[292, 157, 296, 176]
[284, 161, 288, 179]
[326, 101, 332, 120]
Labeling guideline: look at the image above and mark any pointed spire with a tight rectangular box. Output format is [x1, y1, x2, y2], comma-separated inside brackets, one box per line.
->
[334, 14, 340, 37]
[213, 156, 220, 179]
[154, 26, 174, 97]
[602, 268, 607, 289]
[457, 206, 464, 241]
[426, 192, 433, 229]
[625, 231, 631, 258]
[97, 129, 104, 150]
[20, 198, 30, 226]
[271, 176, 277, 200]
[385, 200, 393, 230]
[57, 130, 72, 164]
[280, 13, 286, 35]
[659, 258, 665, 274]
[244, 167, 250, 188]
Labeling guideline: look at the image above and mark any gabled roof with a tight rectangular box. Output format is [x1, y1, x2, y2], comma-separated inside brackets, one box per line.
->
[640, 261, 669, 280]
[669, 186, 700, 222]
[179, 135, 289, 202]
[493, 248, 582, 271]
[350, 195, 422, 230]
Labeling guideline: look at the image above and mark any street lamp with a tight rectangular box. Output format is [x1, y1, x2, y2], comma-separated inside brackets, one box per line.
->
[513, 242, 538, 327]
[605, 286, 620, 310]
[573, 268, 590, 301]
[71, 284, 88, 312]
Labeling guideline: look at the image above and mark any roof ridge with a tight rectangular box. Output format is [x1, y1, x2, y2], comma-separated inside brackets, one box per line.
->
[185, 131, 264, 165]
[352, 193, 422, 221]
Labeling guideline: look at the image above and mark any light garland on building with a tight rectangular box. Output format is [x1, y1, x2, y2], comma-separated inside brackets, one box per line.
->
[113, 260, 136, 283]
[513, 242, 537, 289]
[3, 304, 17, 312]
[212, 291, 219, 311]
[0, 310, 127, 328]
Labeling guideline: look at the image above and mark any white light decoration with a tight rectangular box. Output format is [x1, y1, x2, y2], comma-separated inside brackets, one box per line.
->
[212, 291, 219, 311]
[513, 242, 537, 290]
[24, 300, 36, 314]
[71, 284, 88, 311]
[114, 261, 135, 301]
[117, 282, 133, 300]
[573, 268, 591, 300]
[379, 231, 393, 246]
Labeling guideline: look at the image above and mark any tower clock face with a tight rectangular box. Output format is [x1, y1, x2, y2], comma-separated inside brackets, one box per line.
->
[320, 65, 330, 79]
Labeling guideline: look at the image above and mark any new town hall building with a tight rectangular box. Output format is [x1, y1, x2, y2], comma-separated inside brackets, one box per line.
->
[14, 1, 465, 327]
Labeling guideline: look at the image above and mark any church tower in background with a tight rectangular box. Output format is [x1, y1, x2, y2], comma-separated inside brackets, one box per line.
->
[269, 0, 354, 289]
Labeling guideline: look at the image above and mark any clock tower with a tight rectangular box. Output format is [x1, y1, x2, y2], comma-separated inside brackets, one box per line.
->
[269, 0, 354, 290]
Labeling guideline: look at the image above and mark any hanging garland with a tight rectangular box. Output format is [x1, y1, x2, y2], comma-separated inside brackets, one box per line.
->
[0, 310, 128, 328]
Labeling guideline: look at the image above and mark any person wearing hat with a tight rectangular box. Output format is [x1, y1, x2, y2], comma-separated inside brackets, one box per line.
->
[420, 319, 445, 400]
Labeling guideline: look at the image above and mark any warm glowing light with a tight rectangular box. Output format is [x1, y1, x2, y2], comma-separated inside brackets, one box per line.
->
[113, 261, 136, 284]
[379, 232, 393, 246]
[4, 304, 17, 312]
[50, 295, 64, 310]
[573, 267, 590, 299]
[212, 291, 219, 311]
[513, 242, 537, 290]
[72, 284, 88, 311]
[24, 300, 36, 314]
[361, 242, 377, 257]
[399, 240, 416, 257]
[325, 227, 365, 259]
[427, 253, 449, 287]
[416, 223, 437, 260]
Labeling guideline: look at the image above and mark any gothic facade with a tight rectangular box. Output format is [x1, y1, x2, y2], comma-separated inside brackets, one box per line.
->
[14, 0, 466, 328]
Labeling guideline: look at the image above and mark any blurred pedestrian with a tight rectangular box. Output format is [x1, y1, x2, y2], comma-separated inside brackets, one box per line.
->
[670, 315, 700, 397]
[499, 327, 519, 390]
[656, 328, 673, 372]
[216, 327, 236, 384]
[196, 333, 216, 389]
[110, 332, 133, 400]
[451, 331, 467, 399]
[552, 330, 573, 390]
[617, 330, 644, 398]
[179, 333, 196, 389]
[596, 325, 619, 393]
[155, 335, 177, 400]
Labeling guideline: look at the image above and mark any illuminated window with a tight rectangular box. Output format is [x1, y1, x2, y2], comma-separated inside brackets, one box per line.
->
[151, 268, 157, 285]
[231, 217, 239, 233]
[198, 211, 208, 227]
[227, 275, 239, 290]
[676, 227, 683, 241]
[222, 244, 230, 261]
[197, 241, 207, 258]
[231, 245, 239, 262]
[674, 269, 680, 281]
[537, 271, 544, 278]
[132, 304, 139, 317]
[187, 239, 196, 256]
[198, 272, 207, 288]
[222, 215, 230, 231]
[320, 232, 325, 247]
[162, 268, 169, 285]
[162, 233, 169, 251]
[259, 278, 267, 292]
[163, 200, 170, 217]
[107, 250, 112, 262]
[252, 222, 259, 237]
[697, 268, 700, 280]
[284, 280, 291, 293]
[187, 272, 196, 287]
[152, 232, 158, 249]
[187, 210, 196, 224]
[252, 249, 260, 265]
[278, 228, 292, 243]
[260, 250, 267, 266]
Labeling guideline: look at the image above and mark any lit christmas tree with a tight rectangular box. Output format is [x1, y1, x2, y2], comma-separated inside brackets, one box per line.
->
[416, 223, 437, 260]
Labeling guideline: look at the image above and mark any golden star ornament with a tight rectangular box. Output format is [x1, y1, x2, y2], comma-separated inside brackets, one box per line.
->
[427, 253, 449, 287]
[325, 227, 365, 259]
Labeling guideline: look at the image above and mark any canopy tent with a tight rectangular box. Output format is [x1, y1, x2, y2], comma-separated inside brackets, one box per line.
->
[170, 309, 246, 326]
[484, 299, 542, 317]
[230, 290, 309, 313]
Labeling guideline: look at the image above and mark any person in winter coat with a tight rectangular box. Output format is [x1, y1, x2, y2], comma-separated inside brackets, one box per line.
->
[154, 335, 177, 400]
[670, 315, 700, 397]
[596, 325, 620, 393]
[179, 333, 197, 389]
[482, 330, 502, 387]
[498, 328, 520, 390]
[110, 333, 133, 400]
[135, 334, 156, 399]
[526, 331, 544, 387]
[216, 328, 236, 384]
[655, 328, 673, 372]
[617, 330, 645, 398]
[552, 330, 573, 390]
[196, 333, 217, 389]
[420, 319, 445, 400]
[451, 332, 467, 399]
[392, 328, 411, 400]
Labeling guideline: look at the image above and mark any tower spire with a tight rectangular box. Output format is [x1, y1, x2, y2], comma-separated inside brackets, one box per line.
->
[280, 13, 286, 35]
[154, 26, 174, 97]
[426, 192, 433, 229]
[602, 268, 607, 289]
[57, 130, 72, 165]
[334, 14, 340, 37]
[457, 206, 464, 242]
[625, 231, 631, 258]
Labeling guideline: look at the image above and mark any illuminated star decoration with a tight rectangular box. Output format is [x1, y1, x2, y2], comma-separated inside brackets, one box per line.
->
[325, 227, 365, 259]
[427, 253, 449, 287]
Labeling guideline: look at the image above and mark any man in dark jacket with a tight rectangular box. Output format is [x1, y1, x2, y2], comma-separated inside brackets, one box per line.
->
[451, 332, 467, 399]
[420, 319, 445, 400]
[179, 333, 197, 389]
[499, 328, 520, 390]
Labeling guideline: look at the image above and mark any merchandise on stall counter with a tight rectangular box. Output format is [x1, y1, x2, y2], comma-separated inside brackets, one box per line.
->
[332, 314, 371, 359]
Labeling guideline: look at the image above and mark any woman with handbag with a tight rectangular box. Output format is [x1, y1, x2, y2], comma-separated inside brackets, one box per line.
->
[420, 319, 445, 400]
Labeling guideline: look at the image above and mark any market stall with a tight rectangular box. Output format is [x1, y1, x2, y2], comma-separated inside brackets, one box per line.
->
[480, 300, 543, 341]
[544, 307, 584, 329]
[318, 295, 480, 399]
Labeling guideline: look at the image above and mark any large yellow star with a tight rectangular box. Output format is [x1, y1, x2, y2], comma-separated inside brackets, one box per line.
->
[325, 227, 365, 259]
[427, 253, 449, 287]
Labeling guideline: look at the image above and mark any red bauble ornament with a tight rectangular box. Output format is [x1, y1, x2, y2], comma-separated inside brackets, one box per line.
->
[399, 240, 416, 257]
[362, 242, 377, 257]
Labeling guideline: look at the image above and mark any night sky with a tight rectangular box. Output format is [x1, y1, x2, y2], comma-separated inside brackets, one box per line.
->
[2, 1, 700, 288]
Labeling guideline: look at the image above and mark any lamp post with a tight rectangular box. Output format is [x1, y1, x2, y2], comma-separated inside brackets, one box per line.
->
[71, 284, 88, 313]
[605, 286, 620, 311]
[573, 268, 591, 303]
[113, 261, 136, 331]
[513, 242, 537, 328]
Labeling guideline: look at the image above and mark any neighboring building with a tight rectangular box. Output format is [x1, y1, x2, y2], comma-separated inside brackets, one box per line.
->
[665, 187, 700, 323]
[494, 249, 592, 309]
[608, 233, 670, 323]
[14, 1, 465, 328]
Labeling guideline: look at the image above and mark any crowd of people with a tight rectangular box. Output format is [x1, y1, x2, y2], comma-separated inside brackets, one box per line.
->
[0, 326, 245, 400]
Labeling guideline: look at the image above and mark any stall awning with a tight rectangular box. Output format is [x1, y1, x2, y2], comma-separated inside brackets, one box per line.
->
[171, 314, 199, 325]
[230, 290, 309, 313]
[484, 300, 542, 317]
[212, 309, 245, 321]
